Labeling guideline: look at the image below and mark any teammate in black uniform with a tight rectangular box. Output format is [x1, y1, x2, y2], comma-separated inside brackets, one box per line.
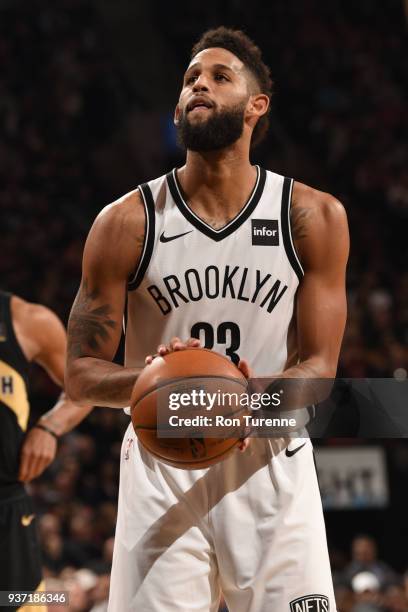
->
[0, 290, 92, 611]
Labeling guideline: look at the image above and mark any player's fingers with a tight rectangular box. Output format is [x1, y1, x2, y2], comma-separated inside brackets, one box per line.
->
[145, 353, 159, 364]
[18, 453, 30, 481]
[19, 452, 40, 482]
[169, 337, 184, 351]
[169, 337, 201, 351]
[26, 450, 55, 481]
[155, 338, 199, 358]
[237, 438, 251, 452]
[237, 359, 252, 379]
[33, 454, 54, 480]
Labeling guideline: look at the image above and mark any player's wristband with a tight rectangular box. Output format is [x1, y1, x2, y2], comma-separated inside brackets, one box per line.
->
[33, 423, 59, 440]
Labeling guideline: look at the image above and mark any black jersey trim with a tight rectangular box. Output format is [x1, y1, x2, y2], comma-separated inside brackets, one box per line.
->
[128, 183, 156, 291]
[166, 166, 266, 242]
[0, 291, 30, 377]
[281, 177, 304, 282]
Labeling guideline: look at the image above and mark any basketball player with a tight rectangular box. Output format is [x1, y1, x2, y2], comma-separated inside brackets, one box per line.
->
[0, 290, 93, 611]
[66, 28, 349, 611]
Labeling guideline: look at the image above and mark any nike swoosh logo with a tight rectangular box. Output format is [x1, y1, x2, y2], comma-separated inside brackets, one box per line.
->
[285, 442, 306, 457]
[21, 514, 35, 527]
[159, 230, 193, 243]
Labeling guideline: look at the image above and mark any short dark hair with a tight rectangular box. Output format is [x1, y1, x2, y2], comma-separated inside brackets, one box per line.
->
[191, 27, 273, 147]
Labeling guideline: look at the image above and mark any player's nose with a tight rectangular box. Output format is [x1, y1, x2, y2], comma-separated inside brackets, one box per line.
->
[192, 75, 210, 92]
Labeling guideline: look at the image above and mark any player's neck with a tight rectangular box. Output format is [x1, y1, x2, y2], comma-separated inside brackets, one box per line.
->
[178, 147, 256, 220]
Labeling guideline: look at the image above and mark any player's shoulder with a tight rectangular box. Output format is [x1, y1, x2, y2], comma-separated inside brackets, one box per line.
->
[95, 188, 145, 233]
[11, 296, 65, 360]
[85, 188, 146, 265]
[11, 294, 46, 321]
[94, 171, 167, 233]
[291, 181, 349, 267]
[83, 188, 147, 278]
[11, 295, 63, 330]
[292, 180, 347, 228]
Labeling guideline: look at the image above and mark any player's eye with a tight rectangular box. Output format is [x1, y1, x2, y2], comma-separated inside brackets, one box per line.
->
[214, 73, 229, 82]
[185, 75, 198, 84]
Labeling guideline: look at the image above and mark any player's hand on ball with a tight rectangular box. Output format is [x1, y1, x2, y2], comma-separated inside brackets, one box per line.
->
[145, 337, 201, 364]
[237, 438, 251, 452]
[237, 358, 253, 379]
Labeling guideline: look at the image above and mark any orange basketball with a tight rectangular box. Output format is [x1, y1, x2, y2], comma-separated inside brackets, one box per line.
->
[130, 348, 248, 469]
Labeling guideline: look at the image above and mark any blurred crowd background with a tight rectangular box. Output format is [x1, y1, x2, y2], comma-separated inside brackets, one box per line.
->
[1, 0, 407, 610]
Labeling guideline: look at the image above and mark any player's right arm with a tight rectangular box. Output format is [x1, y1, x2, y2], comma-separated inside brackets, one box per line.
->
[65, 190, 146, 408]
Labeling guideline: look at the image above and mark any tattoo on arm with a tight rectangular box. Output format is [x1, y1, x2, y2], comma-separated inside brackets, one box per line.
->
[290, 205, 312, 240]
[67, 279, 117, 360]
[135, 235, 145, 250]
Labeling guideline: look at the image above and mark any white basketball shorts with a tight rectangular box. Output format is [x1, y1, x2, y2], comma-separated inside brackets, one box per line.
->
[108, 422, 336, 612]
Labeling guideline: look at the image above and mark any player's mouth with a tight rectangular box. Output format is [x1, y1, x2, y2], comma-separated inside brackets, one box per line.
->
[190, 106, 211, 114]
[187, 96, 214, 113]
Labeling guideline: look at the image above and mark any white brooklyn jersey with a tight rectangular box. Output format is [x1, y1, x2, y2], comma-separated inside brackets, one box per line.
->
[125, 166, 303, 376]
[110, 168, 337, 612]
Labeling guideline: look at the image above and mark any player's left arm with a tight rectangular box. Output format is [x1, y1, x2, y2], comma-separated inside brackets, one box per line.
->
[238, 185, 348, 449]
[239, 183, 349, 385]
[285, 182, 349, 379]
[17, 302, 93, 482]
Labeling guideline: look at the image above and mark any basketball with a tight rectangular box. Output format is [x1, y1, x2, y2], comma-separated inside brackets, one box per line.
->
[130, 348, 248, 469]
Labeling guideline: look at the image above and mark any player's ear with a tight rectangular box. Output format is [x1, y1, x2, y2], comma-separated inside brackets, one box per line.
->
[174, 104, 181, 126]
[247, 94, 269, 119]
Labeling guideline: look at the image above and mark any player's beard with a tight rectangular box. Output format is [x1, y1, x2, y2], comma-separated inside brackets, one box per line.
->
[176, 101, 247, 152]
